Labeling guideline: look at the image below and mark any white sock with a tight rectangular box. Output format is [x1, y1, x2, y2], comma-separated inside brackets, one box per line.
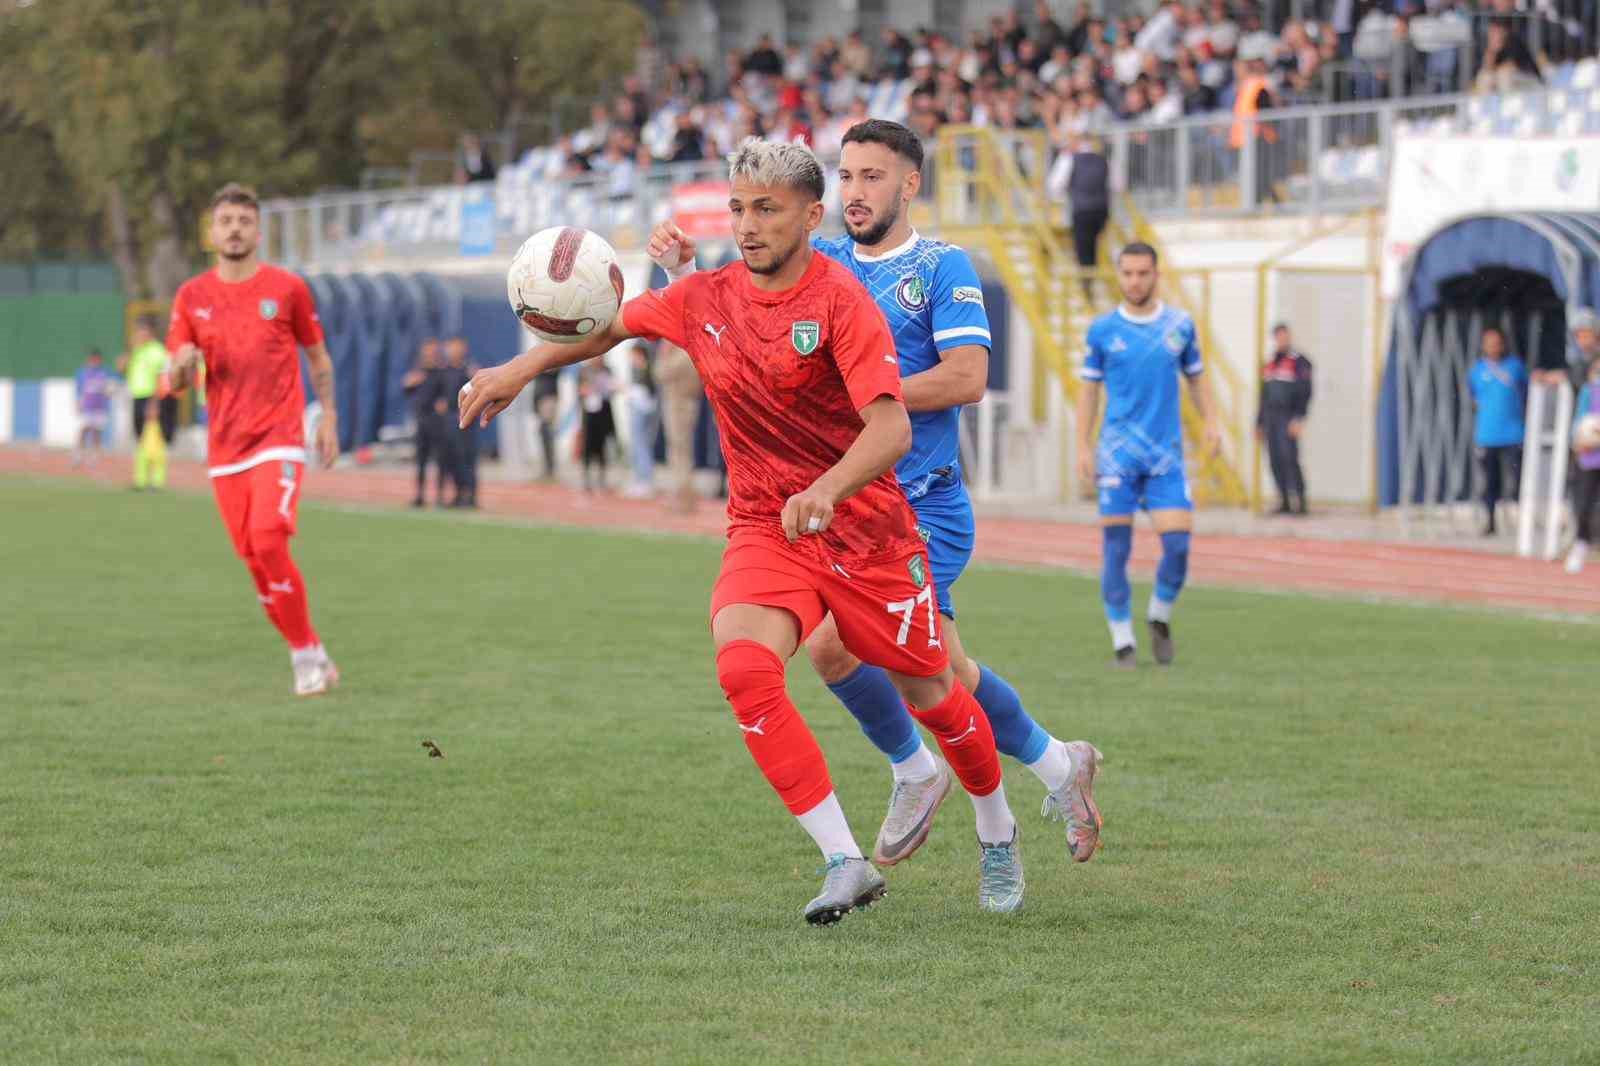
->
[1025, 738, 1074, 793]
[891, 741, 938, 783]
[795, 792, 863, 859]
[969, 781, 1017, 844]
[1108, 618, 1136, 649]
[290, 646, 320, 665]
[1148, 593, 1174, 623]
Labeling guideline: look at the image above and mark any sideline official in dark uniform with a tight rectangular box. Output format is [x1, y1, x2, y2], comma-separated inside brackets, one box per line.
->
[1256, 323, 1314, 515]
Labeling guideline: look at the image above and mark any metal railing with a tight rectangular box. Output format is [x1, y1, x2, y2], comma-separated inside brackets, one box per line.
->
[260, 160, 729, 270]
[1102, 94, 1472, 217]
[263, 83, 1590, 268]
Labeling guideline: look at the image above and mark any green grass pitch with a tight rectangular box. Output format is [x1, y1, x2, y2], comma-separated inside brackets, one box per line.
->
[1, 477, 1596, 1065]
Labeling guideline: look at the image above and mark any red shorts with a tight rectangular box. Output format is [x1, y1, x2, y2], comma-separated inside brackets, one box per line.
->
[710, 532, 949, 678]
[211, 459, 304, 557]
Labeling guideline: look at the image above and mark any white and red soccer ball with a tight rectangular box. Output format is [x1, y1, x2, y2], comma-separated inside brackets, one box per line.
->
[506, 226, 625, 344]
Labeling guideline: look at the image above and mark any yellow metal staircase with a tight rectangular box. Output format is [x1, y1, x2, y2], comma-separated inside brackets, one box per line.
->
[929, 126, 1247, 507]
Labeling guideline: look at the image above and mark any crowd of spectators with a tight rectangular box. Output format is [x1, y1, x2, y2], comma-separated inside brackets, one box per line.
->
[477, 0, 1595, 197]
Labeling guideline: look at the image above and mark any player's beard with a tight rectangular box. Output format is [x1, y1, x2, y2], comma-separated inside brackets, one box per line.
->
[845, 198, 900, 248]
[1121, 282, 1156, 310]
[219, 235, 256, 262]
[744, 233, 804, 276]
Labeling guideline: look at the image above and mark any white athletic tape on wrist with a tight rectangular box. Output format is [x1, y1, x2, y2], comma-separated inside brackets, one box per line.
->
[668, 256, 698, 280]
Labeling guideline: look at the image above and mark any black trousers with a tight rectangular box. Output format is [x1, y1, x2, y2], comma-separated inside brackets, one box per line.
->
[415, 415, 460, 500]
[1263, 415, 1305, 506]
[131, 395, 178, 444]
[1071, 209, 1107, 269]
[1478, 444, 1523, 515]
[1575, 467, 1600, 543]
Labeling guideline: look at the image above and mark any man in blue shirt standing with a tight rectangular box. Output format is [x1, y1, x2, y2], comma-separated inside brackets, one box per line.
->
[1076, 243, 1222, 668]
[646, 122, 1105, 912]
[1467, 325, 1527, 537]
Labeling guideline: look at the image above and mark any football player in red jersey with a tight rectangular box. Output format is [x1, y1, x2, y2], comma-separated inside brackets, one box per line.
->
[460, 141, 1026, 923]
[166, 183, 341, 697]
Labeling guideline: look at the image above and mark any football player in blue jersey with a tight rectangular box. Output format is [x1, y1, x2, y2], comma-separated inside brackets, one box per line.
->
[648, 121, 1103, 898]
[1075, 243, 1222, 668]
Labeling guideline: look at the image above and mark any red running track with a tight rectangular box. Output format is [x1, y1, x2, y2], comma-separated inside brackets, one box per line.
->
[6, 447, 1596, 617]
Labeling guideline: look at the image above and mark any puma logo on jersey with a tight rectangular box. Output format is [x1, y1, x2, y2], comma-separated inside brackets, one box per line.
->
[704, 322, 727, 346]
[738, 716, 767, 735]
[268, 580, 295, 595]
[883, 355, 897, 364]
[194, 307, 213, 321]
[951, 716, 979, 744]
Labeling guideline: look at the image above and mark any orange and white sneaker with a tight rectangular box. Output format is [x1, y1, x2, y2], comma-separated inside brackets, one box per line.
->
[1041, 741, 1104, 862]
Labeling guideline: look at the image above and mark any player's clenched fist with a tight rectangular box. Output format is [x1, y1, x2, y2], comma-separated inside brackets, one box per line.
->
[782, 486, 835, 542]
[646, 221, 697, 274]
[458, 363, 523, 429]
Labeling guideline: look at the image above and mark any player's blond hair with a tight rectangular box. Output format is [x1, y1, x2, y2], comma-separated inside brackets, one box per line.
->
[727, 138, 825, 202]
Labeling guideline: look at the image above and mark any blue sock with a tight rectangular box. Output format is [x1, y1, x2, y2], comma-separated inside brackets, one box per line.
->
[975, 664, 1050, 764]
[1153, 530, 1191, 613]
[827, 664, 922, 763]
[1101, 524, 1133, 622]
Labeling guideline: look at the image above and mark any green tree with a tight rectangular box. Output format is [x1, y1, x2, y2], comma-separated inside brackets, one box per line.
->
[6, 0, 643, 296]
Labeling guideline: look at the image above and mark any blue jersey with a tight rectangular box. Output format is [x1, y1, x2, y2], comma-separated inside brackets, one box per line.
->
[1081, 303, 1202, 473]
[812, 232, 991, 498]
[1468, 356, 1527, 448]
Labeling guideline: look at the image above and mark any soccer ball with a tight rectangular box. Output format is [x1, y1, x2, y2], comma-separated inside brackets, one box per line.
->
[506, 226, 625, 344]
[1577, 413, 1600, 450]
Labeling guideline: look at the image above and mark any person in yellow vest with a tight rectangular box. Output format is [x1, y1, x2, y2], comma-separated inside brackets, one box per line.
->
[117, 316, 175, 490]
[1229, 59, 1279, 205]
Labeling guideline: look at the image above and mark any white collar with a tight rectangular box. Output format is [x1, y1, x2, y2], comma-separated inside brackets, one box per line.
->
[852, 229, 920, 263]
[1117, 301, 1165, 324]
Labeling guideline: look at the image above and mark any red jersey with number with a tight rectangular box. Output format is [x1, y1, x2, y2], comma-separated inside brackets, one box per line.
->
[167, 264, 324, 476]
[622, 250, 920, 565]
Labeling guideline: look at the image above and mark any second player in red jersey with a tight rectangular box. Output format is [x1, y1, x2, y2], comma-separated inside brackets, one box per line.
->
[166, 183, 341, 698]
[460, 140, 1021, 925]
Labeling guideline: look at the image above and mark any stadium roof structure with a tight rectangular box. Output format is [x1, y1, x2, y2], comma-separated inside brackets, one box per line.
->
[1380, 211, 1600, 507]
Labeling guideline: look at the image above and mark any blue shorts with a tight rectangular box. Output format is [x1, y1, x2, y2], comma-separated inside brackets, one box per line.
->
[1096, 459, 1193, 518]
[910, 482, 975, 619]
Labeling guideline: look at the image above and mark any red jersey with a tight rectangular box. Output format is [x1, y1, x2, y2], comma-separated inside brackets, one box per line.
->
[167, 264, 325, 475]
[622, 249, 921, 565]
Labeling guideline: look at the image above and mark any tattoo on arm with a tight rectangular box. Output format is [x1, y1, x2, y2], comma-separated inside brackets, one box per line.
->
[311, 359, 336, 414]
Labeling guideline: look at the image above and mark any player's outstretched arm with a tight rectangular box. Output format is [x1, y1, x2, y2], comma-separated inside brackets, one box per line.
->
[782, 396, 912, 541]
[458, 316, 635, 429]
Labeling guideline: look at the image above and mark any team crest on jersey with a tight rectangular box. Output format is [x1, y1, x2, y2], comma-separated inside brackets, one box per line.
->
[908, 555, 928, 589]
[915, 524, 932, 544]
[281, 461, 295, 479]
[895, 275, 928, 312]
[1164, 330, 1185, 354]
[791, 320, 820, 356]
[259, 299, 279, 321]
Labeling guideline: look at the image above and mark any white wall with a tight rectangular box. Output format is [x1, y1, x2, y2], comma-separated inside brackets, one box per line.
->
[41, 379, 80, 448]
[0, 380, 12, 444]
[1153, 214, 1384, 506]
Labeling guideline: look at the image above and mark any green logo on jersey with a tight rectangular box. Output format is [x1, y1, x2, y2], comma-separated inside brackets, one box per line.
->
[260, 299, 279, 320]
[791, 320, 820, 356]
[908, 555, 927, 589]
[896, 275, 928, 311]
[916, 524, 932, 544]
